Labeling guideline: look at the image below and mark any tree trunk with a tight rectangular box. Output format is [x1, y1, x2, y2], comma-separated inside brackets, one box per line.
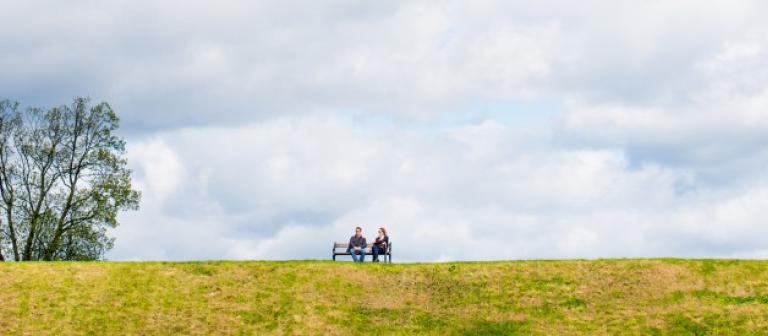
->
[6, 210, 19, 261]
[22, 219, 35, 261]
[45, 190, 75, 260]
[44, 115, 84, 261]
[22, 149, 59, 261]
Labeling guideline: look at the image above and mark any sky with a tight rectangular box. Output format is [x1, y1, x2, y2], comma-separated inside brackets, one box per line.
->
[2, 1, 768, 261]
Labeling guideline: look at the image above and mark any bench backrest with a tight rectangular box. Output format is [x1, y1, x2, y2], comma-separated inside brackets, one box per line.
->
[334, 241, 391, 252]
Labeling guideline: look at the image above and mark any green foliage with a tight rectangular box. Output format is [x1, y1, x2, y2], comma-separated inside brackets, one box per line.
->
[0, 98, 140, 261]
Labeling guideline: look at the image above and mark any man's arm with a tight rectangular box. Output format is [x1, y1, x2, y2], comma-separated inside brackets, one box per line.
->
[362, 238, 367, 249]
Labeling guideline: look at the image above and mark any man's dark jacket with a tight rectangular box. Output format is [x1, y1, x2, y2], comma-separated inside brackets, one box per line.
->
[348, 235, 367, 251]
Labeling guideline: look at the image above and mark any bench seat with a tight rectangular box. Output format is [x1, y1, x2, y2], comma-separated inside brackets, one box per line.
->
[332, 242, 392, 262]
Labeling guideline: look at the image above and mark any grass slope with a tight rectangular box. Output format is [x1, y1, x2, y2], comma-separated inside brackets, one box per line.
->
[2, 259, 768, 335]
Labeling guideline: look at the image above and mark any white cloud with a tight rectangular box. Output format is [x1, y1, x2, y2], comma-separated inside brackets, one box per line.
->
[128, 140, 184, 202]
[4, 1, 767, 130]
[110, 115, 768, 261]
[3, 1, 768, 260]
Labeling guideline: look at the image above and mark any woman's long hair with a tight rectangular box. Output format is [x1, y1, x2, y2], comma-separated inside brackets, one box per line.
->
[378, 227, 388, 238]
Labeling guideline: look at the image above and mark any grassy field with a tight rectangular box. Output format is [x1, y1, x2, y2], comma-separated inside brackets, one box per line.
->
[2, 259, 768, 335]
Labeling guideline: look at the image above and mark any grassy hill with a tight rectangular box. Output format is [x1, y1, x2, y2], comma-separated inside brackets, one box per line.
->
[2, 259, 768, 335]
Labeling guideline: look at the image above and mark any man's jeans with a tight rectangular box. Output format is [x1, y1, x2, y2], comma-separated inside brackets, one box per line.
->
[349, 248, 365, 262]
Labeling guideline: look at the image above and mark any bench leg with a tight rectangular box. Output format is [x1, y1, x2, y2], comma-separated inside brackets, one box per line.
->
[333, 254, 336, 261]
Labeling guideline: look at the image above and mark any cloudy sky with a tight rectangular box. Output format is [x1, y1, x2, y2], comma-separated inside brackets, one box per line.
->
[2, 1, 768, 261]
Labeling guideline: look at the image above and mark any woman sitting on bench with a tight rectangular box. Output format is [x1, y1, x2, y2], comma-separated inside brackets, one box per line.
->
[372, 227, 389, 262]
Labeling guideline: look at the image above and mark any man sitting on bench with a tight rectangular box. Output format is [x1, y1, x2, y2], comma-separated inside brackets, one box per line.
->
[348, 226, 367, 262]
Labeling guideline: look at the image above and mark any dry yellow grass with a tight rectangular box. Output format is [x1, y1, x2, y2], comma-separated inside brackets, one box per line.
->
[1, 259, 768, 335]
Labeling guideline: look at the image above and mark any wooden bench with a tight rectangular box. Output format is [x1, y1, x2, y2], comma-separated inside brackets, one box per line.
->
[332, 241, 392, 262]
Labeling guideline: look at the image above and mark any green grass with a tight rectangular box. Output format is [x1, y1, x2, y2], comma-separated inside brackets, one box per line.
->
[2, 259, 768, 335]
